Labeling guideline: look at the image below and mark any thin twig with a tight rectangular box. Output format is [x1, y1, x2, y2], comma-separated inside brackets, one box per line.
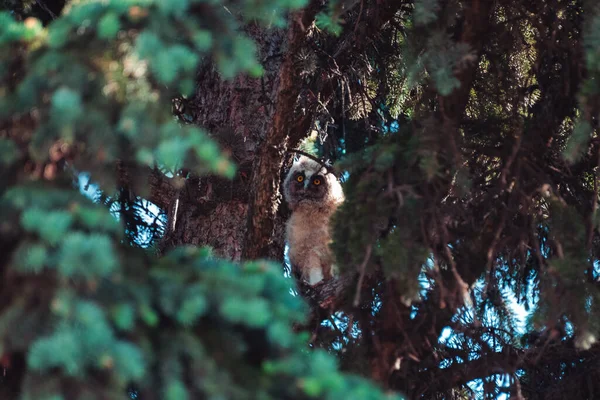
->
[587, 142, 600, 251]
[485, 202, 510, 273]
[353, 244, 372, 307]
[513, 372, 525, 400]
[287, 149, 338, 177]
[354, 0, 364, 33]
[327, 314, 345, 338]
[36, 0, 57, 19]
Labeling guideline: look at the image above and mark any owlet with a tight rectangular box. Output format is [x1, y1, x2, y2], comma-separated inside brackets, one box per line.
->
[283, 156, 344, 285]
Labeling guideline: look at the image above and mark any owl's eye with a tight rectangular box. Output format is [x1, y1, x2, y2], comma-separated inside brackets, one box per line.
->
[313, 178, 321, 186]
[296, 175, 304, 183]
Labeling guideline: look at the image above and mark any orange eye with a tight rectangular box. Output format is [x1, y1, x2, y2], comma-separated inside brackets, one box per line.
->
[296, 175, 304, 182]
[313, 178, 321, 185]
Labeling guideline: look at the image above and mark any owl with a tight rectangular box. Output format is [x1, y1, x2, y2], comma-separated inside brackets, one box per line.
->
[283, 156, 345, 285]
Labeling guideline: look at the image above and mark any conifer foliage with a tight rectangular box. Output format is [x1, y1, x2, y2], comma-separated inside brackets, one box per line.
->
[4, 0, 600, 399]
[0, 0, 399, 399]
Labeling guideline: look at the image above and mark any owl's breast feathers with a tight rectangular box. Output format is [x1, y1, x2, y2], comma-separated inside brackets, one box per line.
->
[286, 203, 337, 285]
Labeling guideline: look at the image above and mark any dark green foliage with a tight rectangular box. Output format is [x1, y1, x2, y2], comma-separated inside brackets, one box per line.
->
[0, 1, 401, 399]
[6, 0, 600, 399]
[297, 0, 600, 398]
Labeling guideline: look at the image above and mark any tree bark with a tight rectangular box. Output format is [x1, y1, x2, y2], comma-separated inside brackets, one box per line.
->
[154, 24, 293, 261]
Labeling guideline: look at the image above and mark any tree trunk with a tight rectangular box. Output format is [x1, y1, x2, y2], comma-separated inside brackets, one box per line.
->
[153, 14, 318, 262]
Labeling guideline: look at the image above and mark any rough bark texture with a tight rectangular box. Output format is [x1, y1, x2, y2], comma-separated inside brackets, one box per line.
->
[155, 25, 291, 261]
[154, 3, 324, 263]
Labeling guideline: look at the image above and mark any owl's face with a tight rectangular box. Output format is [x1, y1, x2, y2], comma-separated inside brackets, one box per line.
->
[283, 156, 344, 210]
[287, 169, 328, 205]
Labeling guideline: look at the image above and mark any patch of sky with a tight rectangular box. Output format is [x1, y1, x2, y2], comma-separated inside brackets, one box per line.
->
[78, 172, 100, 200]
[436, 267, 534, 399]
[467, 376, 514, 400]
[593, 259, 600, 280]
[339, 138, 347, 155]
[77, 172, 166, 248]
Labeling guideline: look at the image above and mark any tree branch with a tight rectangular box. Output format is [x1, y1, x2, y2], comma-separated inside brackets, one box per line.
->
[410, 349, 522, 396]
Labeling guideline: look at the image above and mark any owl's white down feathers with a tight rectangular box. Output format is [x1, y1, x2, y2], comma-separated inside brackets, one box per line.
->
[283, 156, 344, 285]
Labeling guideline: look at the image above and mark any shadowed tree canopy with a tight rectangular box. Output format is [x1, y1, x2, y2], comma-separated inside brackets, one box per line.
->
[2, 0, 600, 399]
